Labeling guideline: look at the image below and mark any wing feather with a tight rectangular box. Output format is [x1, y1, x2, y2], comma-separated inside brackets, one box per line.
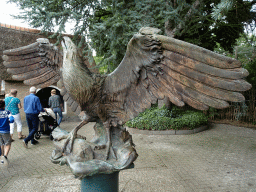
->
[103, 27, 251, 126]
[24, 70, 58, 85]
[156, 34, 241, 69]
[128, 90, 143, 114]
[12, 67, 51, 81]
[140, 84, 157, 104]
[71, 101, 79, 112]
[3, 37, 90, 118]
[2, 52, 41, 62]
[162, 58, 251, 91]
[7, 63, 43, 75]
[147, 77, 165, 100]
[74, 105, 81, 115]
[160, 64, 245, 102]
[36, 75, 61, 88]
[67, 96, 75, 107]
[2, 38, 62, 87]
[60, 86, 67, 96]
[3, 42, 40, 56]
[146, 89, 158, 104]
[148, 73, 184, 107]
[134, 84, 152, 109]
[3, 57, 42, 68]
[125, 98, 139, 119]
[172, 80, 230, 109]
[60, 87, 80, 113]
[63, 92, 70, 101]
[181, 94, 209, 111]
[163, 51, 249, 79]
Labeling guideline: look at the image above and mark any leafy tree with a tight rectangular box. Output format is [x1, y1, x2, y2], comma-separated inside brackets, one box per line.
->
[89, 0, 255, 71]
[9, 0, 100, 43]
[9, 0, 256, 73]
[236, 34, 256, 86]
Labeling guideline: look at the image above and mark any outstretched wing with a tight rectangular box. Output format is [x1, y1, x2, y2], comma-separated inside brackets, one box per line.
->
[2, 38, 62, 87]
[103, 27, 251, 126]
[2, 38, 81, 114]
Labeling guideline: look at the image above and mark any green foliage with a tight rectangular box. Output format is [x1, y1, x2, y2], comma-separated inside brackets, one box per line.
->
[90, 0, 255, 71]
[244, 58, 256, 86]
[9, 0, 256, 73]
[207, 107, 218, 118]
[211, 0, 234, 20]
[214, 33, 256, 88]
[233, 101, 248, 121]
[9, 0, 100, 43]
[234, 34, 256, 87]
[177, 0, 255, 53]
[125, 105, 208, 130]
[89, 0, 171, 72]
[93, 56, 108, 74]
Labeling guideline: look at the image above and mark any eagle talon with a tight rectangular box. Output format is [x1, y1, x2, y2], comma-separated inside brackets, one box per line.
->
[61, 132, 75, 153]
[105, 143, 117, 161]
[60, 119, 89, 154]
[94, 145, 106, 150]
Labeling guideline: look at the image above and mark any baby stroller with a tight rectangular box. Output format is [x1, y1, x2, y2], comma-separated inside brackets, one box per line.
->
[35, 108, 58, 140]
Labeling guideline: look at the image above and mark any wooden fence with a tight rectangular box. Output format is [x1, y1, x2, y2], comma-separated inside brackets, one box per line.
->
[207, 87, 256, 124]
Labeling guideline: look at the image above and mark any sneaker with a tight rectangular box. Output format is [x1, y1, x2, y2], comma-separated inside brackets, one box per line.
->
[23, 140, 28, 149]
[1, 156, 9, 166]
[31, 140, 39, 145]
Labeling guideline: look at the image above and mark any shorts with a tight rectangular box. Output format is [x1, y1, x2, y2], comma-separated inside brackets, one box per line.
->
[0, 133, 11, 145]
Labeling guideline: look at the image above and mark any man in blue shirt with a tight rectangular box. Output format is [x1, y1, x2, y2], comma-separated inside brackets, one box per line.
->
[0, 99, 14, 166]
[23, 87, 44, 148]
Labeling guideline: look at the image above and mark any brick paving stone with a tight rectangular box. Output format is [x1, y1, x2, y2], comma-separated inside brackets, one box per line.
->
[1, 122, 256, 191]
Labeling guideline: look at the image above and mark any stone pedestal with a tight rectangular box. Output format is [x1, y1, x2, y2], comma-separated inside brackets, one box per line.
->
[81, 171, 119, 192]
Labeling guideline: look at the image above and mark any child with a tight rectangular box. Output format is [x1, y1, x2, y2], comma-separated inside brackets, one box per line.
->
[0, 99, 14, 166]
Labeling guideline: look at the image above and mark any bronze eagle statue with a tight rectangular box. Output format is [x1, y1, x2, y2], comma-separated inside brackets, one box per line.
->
[2, 27, 251, 178]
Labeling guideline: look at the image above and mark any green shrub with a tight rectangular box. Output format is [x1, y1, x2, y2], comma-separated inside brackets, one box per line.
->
[125, 105, 208, 130]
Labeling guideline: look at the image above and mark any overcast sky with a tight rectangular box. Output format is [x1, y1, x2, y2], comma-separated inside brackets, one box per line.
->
[0, 0, 31, 28]
[0, 0, 74, 34]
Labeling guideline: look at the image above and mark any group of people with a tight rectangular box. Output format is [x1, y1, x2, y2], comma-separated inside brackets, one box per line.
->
[0, 87, 63, 166]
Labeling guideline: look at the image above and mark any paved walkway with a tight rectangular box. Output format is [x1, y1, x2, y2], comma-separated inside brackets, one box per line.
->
[1, 122, 256, 192]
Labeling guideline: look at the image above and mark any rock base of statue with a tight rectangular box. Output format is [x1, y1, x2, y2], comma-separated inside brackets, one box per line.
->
[81, 171, 119, 192]
[50, 121, 137, 178]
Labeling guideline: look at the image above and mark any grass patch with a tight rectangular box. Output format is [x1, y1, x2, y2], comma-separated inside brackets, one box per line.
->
[125, 105, 208, 130]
